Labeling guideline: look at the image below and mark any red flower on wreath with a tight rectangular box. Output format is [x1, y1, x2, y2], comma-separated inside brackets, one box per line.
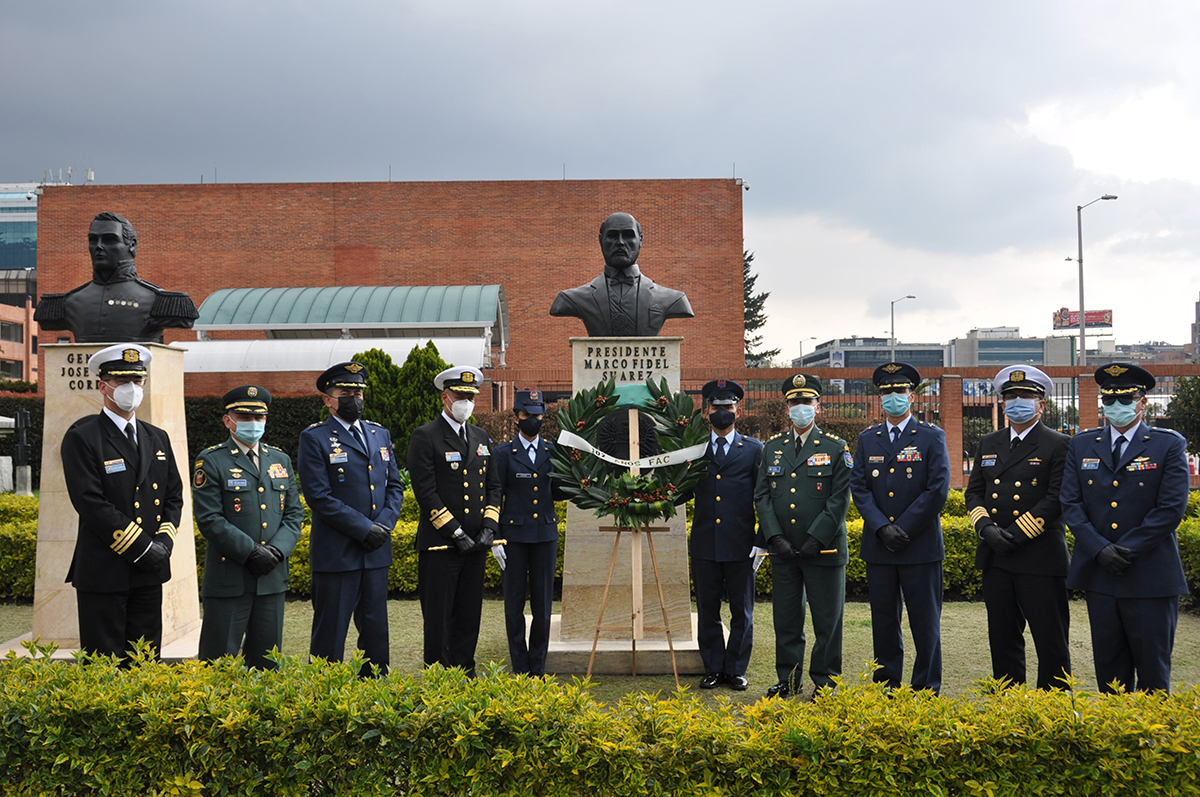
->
[676, 416, 690, 427]
[576, 420, 586, 429]
[570, 450, 582, 461]
[656, 396, 669, 407]
[595, 395, 608, 407]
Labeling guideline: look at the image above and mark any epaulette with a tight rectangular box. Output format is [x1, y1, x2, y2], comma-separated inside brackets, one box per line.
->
[200, 443, 222, 454]
[1151, 427, 1186, 440]
[32, 293, 66, 323]
[147, 286, 199, 320]
[362, 419, 382, 427]
[768, 432, 783, 441]
[1080, 427, 1102, 434]
[306, 421, 323, 429]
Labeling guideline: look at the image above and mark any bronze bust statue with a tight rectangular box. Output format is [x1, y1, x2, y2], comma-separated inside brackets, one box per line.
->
[35, 212, 198, 343]
[549, 212, 693, 337]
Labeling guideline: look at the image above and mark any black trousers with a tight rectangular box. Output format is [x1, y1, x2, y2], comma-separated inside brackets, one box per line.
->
[501, 539, 557, 675]
[199, 591, 286, 669]
[982, 568, 1071, 689]
[692, 557, 755, 677]
[419, 548, 485, 675]
[309, 567, 390, 676]
[1086, 591, 1178, 693]
[76, 585, 162, 661]
[866, 561, 942, 693]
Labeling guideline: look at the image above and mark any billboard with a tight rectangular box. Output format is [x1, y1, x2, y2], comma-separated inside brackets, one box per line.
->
[1052, 308, 1113, 330]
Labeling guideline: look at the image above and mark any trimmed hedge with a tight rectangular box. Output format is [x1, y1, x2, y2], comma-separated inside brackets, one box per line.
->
[1, 652, 1199, 796]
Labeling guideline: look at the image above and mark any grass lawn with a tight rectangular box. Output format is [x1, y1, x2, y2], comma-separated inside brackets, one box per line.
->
[5, 596, 1197, 704]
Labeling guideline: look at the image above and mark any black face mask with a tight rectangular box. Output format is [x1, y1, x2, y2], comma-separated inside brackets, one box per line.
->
[336, 395, 364, 423]
[709, 409, 735, 429]
[517, 416, 543, 436]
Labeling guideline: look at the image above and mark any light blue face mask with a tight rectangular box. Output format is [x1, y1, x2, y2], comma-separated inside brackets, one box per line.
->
[880, 392, 910, 417]
[236, 419, 265, 444]
[789, 403, 816, 429]
[1103, 401, 1140, 428]
[1003, 397, 1039, 424]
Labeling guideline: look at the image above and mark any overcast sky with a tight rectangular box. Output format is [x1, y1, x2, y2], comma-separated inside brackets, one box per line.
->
[4, 0, 1199, 359]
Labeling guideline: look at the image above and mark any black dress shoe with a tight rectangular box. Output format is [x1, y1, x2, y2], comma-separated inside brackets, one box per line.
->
[765, 681, 792, 698]
[699, 672, 726, 689]
[728, 674, 749, 691]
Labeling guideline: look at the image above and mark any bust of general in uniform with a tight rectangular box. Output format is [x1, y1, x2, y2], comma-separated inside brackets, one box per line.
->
[34, 212, 198, 343]
[549, 212, 694, 337]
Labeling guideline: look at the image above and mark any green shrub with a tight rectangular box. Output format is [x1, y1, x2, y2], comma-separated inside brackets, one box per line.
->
[0, 519, 35, 600]
[2, 652, 1200, 797]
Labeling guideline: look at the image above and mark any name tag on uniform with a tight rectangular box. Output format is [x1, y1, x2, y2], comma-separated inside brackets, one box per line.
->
[868, 455, 886, 463]
[981, 454, 997, 467]
[104, 458, 126, 474]
[445, 451, 462, 462]
[329, 452, 348, 464]
[516, 472, 533, 479]
[227, 478, 247, 487]
[896, 447, 922, 462]
[268, 463, 289, 478]
[477, 444, 490, 457]
[807, 453, 831, 466]
[380, 447, 391, 461]
[1081, 458, 1100, 470]
[767, 465, 783, 475]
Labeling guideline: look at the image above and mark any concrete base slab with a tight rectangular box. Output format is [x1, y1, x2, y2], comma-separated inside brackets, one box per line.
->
[0, 625, 201, 663]
[545, 612, 717, 675]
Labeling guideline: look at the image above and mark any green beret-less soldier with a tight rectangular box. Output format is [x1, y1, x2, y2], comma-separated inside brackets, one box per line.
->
[754, 374, 852, 698]
[193, 385, 304, 668]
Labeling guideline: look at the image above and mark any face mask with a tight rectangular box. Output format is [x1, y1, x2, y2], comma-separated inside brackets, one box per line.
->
[1103, 401, 1140, 428]
[235, 419, 265, 445]
[788, 403, 815, 429]
[517, 416, 543, 436]
[336, 395, 364, 423]
[1003, 397, 1039, 424]
[110, 382, 143, 412]
[451, 399, 475, 424]
[880, 392, 910, 417]
[709, 409, 735, 429]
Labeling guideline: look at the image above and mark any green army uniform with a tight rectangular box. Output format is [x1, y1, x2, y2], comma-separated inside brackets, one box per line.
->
[193, 387, 304, 668]
[754, 374, 852, 693]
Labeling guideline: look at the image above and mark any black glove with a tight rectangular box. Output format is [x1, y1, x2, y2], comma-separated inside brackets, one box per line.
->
[246, 545, 280, 577]
[452, 530, 475, 554]
[876, 524, 911, 552]
[799, 536, 823, 559]
[135, 540, 170, 573]
[1096, 544, 1134, 575]
[363, 523, 390, 552]
[980, 525, 1019, 555]
[475, 526, 495, 552]
[769, 534, 799, 560]
[264, 544, 285, 563]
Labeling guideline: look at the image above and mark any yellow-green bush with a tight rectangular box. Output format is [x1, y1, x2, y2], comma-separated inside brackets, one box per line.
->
[2, 649, 1199, 796]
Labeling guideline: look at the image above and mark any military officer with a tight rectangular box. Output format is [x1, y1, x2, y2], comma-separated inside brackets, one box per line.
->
[493, 389, 567, 676]
[193, 386, 304, 668]
[60, 344, 183, 659]
[686, 379, 764, 692]
[755, 374, 851, 698]
[849, 363, 950, 693]
[298, 362, 404, 676]
[965, 365, 1071, 689]
[407, 365, 502, 676]
[1061, 363, 1190, 693]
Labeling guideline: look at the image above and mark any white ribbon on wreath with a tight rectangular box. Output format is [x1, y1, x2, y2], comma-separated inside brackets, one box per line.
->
[556, 430, 709, 471]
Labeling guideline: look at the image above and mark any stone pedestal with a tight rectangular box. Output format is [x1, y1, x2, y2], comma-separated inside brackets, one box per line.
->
[546, 336, 704, 675]
[4, 343, 201, 659]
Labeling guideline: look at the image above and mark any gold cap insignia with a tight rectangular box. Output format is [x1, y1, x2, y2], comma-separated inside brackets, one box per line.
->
[247, 387, 258, 397]
[123, 349, 139, 363]
[529, 391, 539, 400]
[345, 363, 364, 374]
[792, 374, 806, 388]
[1103, 365, 1128, 377]
[1011, 371, 1025, 382]
[884, 364, 901, 373]
[463, 371, 476, 384]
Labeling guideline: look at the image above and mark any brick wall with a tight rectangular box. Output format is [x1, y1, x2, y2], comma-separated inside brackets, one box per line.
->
[37, 179, 745, 396]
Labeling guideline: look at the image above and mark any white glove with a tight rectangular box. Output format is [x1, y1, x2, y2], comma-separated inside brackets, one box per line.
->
[750, 546, 767, 573]
[491, 544, 507, 571]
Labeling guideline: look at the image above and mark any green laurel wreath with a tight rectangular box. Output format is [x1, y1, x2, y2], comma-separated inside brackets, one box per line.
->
[550, 376, 710, 528]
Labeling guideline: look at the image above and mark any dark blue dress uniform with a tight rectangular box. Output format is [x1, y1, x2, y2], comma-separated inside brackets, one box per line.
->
[965, 366, 1072, 690]
[849, 363, 950, 692]
[408, 366, 502, 675]
[494, 390, 566, 676]
[687, 379, 764, 688]
[298, 363, 404, 675]
[60, 344, 183, 659]
[1061, 363, 1190, 693]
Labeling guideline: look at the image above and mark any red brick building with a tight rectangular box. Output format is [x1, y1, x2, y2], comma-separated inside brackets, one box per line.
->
[35, 179, 745, 401]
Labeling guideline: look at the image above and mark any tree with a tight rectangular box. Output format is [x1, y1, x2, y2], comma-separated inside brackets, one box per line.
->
[351, 348, 406, 435]
[390, 341, 451, 454]
[744, 250, 780, 367]
[1167, 376, 1200, 455]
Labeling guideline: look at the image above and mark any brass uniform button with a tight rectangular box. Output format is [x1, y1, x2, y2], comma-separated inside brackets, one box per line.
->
[533, 513, 538, 519]
[991, 508, 998, 515]
[1111, 502, 1118, 508]
[152, 483, 158, 490]
[1112, 481, 1119, 487]
[258, 487, 265, 493]
[991, 493, 998, 499]
[1013, 511, 1019, 516]
[791, 519, 796, 524]
[716, 474, 721, 480]
[994, 479, 1000, 485]
[533, 486, 539, 492]
[1111, 523, 1118, 530]
[790, 488, 796, 493]
[260, 504, 266, 510]
[790, 503, 796, 509]
[370, 485, 375, 490]
[136, 517, 142, 524]
[888, 491, 894, 497]
[1014, 481, 1022, 487]
[1013, 495, 1020, 501]
[890, 468, 895, 474]
[715, 496, 721, 501]
[134, 501, 140, 509]
[888, 516, 895, 521]
[154, 499, 160, 506]
[715, 518, 721, 524]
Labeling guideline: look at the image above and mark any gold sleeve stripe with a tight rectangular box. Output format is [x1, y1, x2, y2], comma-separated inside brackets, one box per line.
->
[484, 506, 500, 523]
[157, 522, 178, 540]
[111, 522, 144, 554]
[430, 509, 454, 529]
[968, 507, 989, 525]
[1015, 513, 1045, 539]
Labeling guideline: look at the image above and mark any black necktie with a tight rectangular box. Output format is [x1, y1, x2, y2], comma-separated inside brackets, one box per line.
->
[247, 448, 259, 473]
[351, 424, 366, 452]
[461, 426, 469, 450]
[891, 427, 900, 444]
[125, 423, 137, 446]
[526, 444, 537, 464]
[714, 437, 727, 464]
[1010, 435, 1020, 452]
[1113, 436, 1125, 468]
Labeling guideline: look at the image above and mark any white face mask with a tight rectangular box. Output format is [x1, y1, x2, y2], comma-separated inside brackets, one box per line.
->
[110, 381, 144, 412]
[451, 399, 475, 424]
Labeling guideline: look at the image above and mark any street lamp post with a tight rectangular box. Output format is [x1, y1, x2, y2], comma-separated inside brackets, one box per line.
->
[1070, 194, 1118, 367]
[799, 336, 816, 365]
[890, 295, 915, 362]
